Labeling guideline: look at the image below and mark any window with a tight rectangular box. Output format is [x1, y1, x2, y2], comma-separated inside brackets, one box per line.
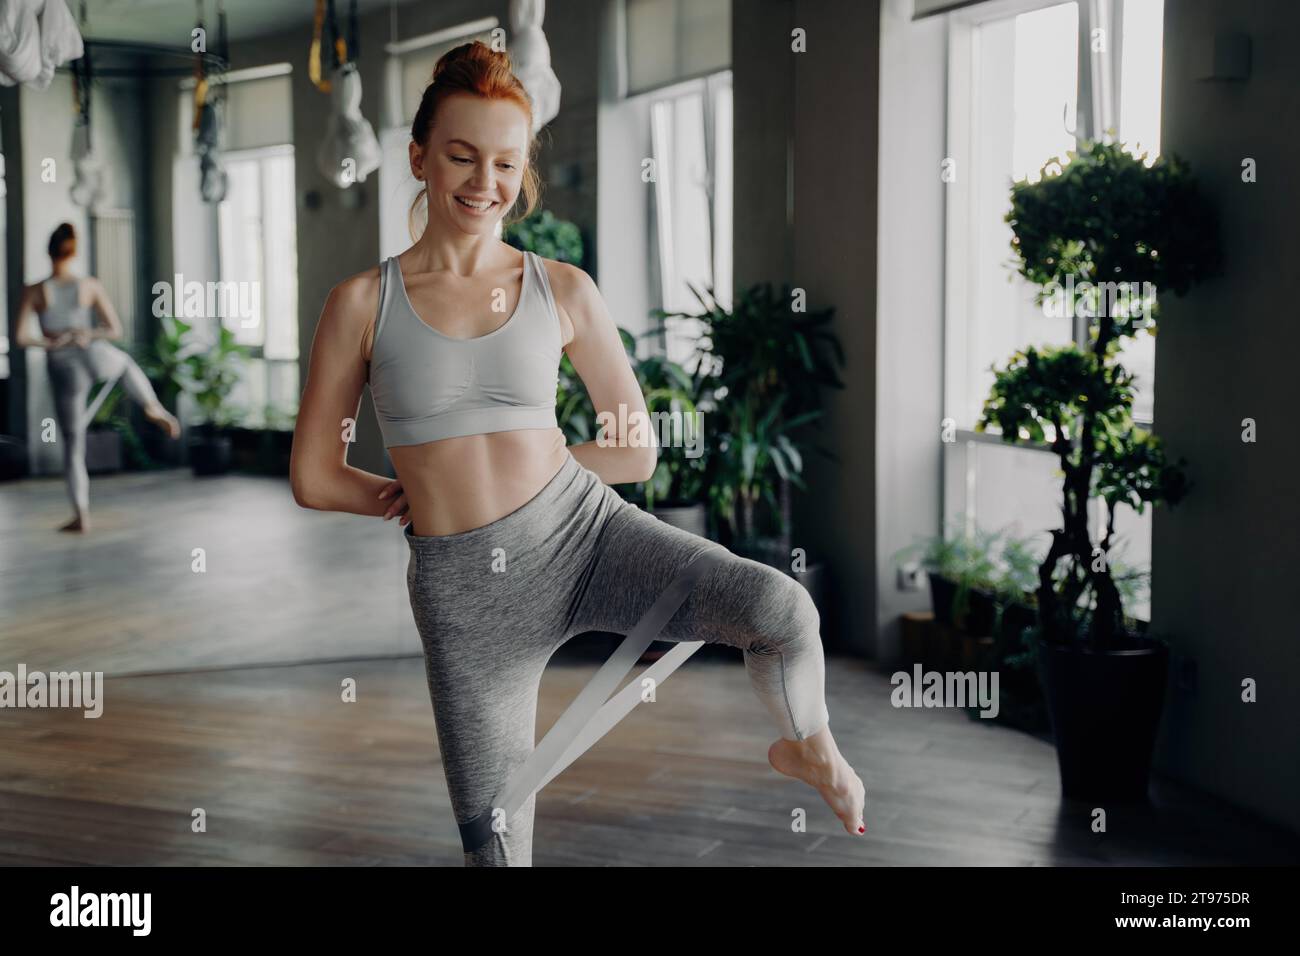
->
[216, 146, 299, 428]
[648, 71, 732, 367]
[943, 0, 1165, 620]
[626, 0, 730, 97]
[175, 67, 298, 430]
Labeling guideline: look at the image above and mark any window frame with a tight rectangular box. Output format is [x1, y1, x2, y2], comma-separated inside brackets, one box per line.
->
[940, 0, 1158, 618]
[944, 0, 1151, 443]
[645, 69, 733, 366]
[215, 143, 299, 430]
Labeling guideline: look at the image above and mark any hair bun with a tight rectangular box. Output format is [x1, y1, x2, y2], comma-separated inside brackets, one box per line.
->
[48, 221, 77, 260]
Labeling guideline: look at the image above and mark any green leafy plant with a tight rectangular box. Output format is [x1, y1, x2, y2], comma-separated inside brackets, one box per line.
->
[503, 208, 584, 266]
[189, 327, 251, 428]
[652, 281, 846, 547]
[144, 317, 252, 430]
[898, 517, 1002, 628]
[261, 400, 299, 431]
[994, 531, 1041, 605]
[979, 137, 1222, 650]
[629, 347, 713, 510]
[136, 316, 190, 414]
[555, 327, 714, 513]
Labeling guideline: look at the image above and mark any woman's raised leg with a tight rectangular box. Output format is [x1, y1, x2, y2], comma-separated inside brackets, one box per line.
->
[88, 341, 179, 439]
[565, 502, 866, 835]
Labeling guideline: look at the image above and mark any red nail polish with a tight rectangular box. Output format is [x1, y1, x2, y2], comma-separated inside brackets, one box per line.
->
[858, 826, 865, 833]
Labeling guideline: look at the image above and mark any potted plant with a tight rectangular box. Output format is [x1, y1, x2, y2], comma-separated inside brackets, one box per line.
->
[86, 379, 163, 473]
[227, 399, 299, 475]
[556, 328, 714, 535]
[988, 529, 1041, 657]
[179, 323, 252, 477]
[625, 345, 714, 536]
[984, 530, 1048, 731]
[898, 518, 1000, 631]
[979, 137, 1222, 801]
[651, 282, 846, 605]
[897, 519, 1008, 671]
[135, 316, 192, 466]
[84, 389, 124, 474]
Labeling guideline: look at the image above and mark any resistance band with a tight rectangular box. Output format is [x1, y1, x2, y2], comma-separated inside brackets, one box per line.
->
[82, 368, 124, 425]
[458, 545, 730, 853]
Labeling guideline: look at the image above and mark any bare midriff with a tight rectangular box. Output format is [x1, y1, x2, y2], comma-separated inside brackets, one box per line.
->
[388, 427, 571, 536]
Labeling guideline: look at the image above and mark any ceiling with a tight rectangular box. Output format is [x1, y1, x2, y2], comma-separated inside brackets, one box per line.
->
[73, 0, 421, 45]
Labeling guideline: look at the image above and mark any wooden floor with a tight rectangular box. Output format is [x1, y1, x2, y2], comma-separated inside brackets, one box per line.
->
[3, 468, 1299, 866]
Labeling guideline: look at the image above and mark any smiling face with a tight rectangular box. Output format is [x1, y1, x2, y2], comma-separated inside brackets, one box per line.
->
[411, 92, 531, 236]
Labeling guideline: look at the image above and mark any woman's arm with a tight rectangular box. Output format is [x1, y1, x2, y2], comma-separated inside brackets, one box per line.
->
[290, 272, 407, 521]
[12, 286, 61, 349]
[86, 277, 125, 341]
[549, 262, 658, 485]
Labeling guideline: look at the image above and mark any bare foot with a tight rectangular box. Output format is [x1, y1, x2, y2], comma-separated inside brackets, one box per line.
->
[58, 515, 91, 533]
[768, 726, 866, 836]
[146, 404, 181, 440]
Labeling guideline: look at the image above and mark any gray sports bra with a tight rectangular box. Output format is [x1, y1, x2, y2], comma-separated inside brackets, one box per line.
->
[367, 250, 563, 448]
[38, 278, 94, 334]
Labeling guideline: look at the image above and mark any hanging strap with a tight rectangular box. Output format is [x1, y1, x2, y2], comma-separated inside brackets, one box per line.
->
[458, 544, 730, 853]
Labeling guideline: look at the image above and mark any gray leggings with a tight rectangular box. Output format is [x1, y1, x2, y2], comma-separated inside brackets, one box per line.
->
[403, 449, 831, 866]
[47, 340, 161, 516]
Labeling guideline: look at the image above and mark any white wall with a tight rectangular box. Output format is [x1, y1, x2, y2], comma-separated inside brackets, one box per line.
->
[875, 0, 949, 661]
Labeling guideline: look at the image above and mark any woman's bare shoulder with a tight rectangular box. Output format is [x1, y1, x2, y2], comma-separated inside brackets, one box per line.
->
[325, 263, 384, 327]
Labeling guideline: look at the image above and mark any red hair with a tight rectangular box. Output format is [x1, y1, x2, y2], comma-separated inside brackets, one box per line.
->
[408, 40, 542, 238]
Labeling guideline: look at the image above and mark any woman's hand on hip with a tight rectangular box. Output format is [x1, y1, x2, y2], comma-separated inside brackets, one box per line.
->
[69, 329, 92, 348]
[378, 478, 410, 525]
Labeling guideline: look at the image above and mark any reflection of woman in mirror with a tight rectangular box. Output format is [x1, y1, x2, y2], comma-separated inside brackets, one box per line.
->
[14, 222, 180, 533]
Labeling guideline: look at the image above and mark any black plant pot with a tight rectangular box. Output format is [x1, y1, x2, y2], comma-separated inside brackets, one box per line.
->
[929, 573, 957, 628]
[1002, 601, 1036, 638]
[965, 587, 997, 637]
[650, 501, 708, 539]
[190, 428, 232, 477]
[988, 601, 1050, 732]
[85, 427, 123, 474]
[997, 601, 1037, 655]
[1036, 634, 1169, 803]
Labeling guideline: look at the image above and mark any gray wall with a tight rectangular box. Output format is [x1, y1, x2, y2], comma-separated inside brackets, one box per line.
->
[792, 0, 882, 653]
[733, 0, 883, 652]
[1153, 0, 1300, 835]
[732, 0, 884, 653]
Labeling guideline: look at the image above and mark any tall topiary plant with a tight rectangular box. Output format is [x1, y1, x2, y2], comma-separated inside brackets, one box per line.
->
[978, 138, 1222, 651]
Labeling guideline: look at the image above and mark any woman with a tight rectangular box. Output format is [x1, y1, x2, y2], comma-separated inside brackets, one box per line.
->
[14, 223, 180, 533]
[291, 41, 864, 866]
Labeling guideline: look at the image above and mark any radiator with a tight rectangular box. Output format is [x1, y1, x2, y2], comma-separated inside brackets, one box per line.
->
[90, 209, 136, 343]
